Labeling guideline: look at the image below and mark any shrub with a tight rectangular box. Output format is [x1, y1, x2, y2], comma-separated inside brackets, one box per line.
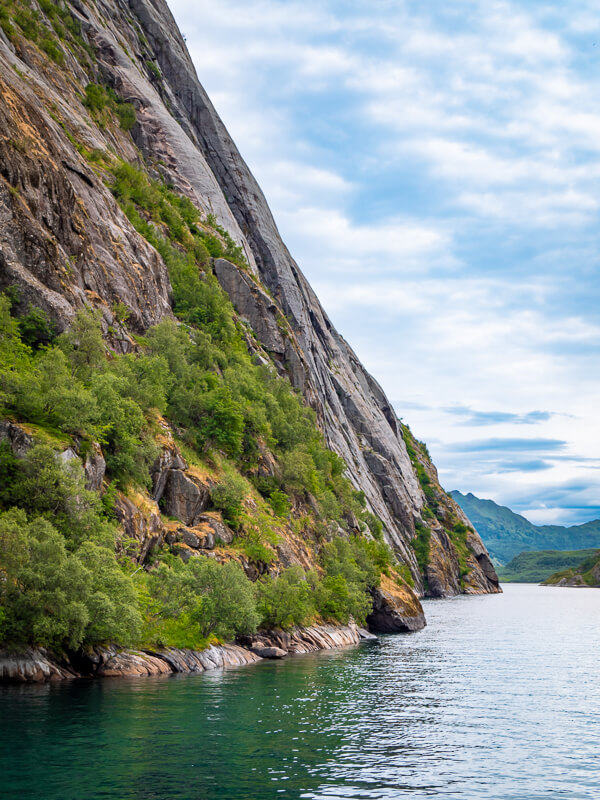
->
[0, 509, 141, 650]
[210, 470, 248, 527]
[268, 489, 291, 517]
[147, 557, 259, 642]
[83, 83, 107, 112]
[40, 36, 64, 64]
[116, 102, 136, 132]
[3, 444, 116, 549]
[412, 521, 431, 574]
[17, 304, 56, 349]
[256, 565, 314, 629]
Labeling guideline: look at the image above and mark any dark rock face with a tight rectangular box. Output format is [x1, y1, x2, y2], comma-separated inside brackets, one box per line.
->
[160, 469, 210, 526]
[0, 420, 32, 457]
[114, 494, 164, 564]
[367, 576, 427, 633]
[84, 444, 106, 492]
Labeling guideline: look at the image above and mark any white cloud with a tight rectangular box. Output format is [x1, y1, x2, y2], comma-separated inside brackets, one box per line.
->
[169, 0, 600, 524]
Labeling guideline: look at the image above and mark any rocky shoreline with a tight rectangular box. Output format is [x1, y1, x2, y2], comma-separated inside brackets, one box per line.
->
[0, 623, 377, 683]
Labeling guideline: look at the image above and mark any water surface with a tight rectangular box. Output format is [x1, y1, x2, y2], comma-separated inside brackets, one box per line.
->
[2, 583, 599, 799]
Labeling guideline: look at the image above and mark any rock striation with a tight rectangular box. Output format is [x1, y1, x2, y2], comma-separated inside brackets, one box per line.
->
[0, 622, 367, 682]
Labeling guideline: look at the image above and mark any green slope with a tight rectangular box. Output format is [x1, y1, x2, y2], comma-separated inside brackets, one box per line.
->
[498, 549, 600, 583]
[544, 551, 600, 587]
[450, 491, 600, 564]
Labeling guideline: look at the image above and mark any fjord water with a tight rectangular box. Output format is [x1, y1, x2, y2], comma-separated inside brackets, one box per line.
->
[2, 584, 599, 800]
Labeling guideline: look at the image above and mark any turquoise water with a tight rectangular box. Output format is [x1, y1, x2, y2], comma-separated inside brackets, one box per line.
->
[2, 583, 599, 799]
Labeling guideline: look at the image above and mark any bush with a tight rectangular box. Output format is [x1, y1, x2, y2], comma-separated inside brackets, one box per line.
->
[256, 566, 314, 629]
[2, 444, 116, 549]
[116, 103, 136, 132]
[147, 557, 259, 643]
[40, 36, 64, 64]
[17, 304, 56, 349]
[268, 489, 290, 517]
[412, 521, 431, 574]
[210, 470, 248, 528]
[83, 83, 107, 112]
[0, 509, 141, 650]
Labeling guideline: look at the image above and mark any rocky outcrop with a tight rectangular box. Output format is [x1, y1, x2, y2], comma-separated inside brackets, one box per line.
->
[0, 419, 32, 457]
[426, 528, 462, 598]
[367, 575, 427, 633]
[544, 554, 600, 588]
[240, 621, 368, 654]
[0, 45, 172, 334]
[114, 493, 164, 564]
[83, 444, 106, 492]
[0, 622, 368, 682]
[0, 648, 78, 682]
[160, 469, 210, 526]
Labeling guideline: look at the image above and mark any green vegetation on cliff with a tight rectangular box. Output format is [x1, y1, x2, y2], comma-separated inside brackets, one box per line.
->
[401, 425, 474, 589]
[0, 150, 401, 653]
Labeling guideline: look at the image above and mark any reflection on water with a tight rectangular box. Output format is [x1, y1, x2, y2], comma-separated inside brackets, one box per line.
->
[2, 584, 600, 799]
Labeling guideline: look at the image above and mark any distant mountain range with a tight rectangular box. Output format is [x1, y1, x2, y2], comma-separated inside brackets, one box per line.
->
[450, 491, 600, 565]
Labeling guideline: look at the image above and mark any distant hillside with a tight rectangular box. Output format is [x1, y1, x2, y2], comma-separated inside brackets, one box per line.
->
[544, 552, 600, 588]
[498, 549, 600, 583]
[450, 491, 600, 564]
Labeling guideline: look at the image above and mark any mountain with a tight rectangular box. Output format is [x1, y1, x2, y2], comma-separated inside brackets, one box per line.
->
[498, 549, 600, 583]
[451, 491, 600, 565]
[0, 0, 499, 679]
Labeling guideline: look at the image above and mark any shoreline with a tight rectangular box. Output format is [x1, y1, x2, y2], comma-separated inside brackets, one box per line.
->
[0, 622, 377, 684]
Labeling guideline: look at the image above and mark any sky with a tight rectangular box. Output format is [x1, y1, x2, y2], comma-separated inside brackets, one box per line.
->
[168, 0, 600, 526]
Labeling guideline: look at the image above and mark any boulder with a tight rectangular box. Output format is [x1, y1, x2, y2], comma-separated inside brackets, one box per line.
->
[167, 526, 216, 550]
[250, 645, 287, 659]
[161, 469, 210, 525]
[194, 514, 234, 545]
[0, 421, 32, 458]
[367, 575, 426, 633]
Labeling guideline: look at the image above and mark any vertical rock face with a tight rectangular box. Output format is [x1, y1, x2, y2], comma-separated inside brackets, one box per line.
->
[0, 0, 499, 597]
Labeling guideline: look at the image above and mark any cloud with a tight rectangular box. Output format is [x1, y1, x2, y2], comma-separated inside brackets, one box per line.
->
[169, 0, 600, 525]
[442, 407, 553, 426]
[447, 438, 567, 454]
[495, 459, 553, 473]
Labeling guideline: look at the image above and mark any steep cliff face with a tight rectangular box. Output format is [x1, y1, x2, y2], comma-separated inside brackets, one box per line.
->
[0, 0, 498, 598]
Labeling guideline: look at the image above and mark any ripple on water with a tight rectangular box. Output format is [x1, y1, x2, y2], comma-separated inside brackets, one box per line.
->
[1, 584, 600, 800]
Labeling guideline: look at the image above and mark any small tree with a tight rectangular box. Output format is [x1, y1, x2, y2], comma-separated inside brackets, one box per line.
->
[149, 557, 258, 642]
[256, 565, 315, 629]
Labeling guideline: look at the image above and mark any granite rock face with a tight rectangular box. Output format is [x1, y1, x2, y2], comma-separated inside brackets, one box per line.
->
[368, 575, 427, 633]
[0, 0, 498, 599]
[160, 469, 211, 527]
